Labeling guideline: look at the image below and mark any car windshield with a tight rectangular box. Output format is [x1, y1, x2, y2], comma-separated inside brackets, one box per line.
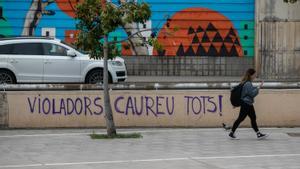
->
[61, 41, 89, 55]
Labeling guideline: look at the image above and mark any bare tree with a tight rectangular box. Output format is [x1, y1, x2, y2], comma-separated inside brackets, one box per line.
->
[117, 0, 149, 55]
[22, 0, 55, 36]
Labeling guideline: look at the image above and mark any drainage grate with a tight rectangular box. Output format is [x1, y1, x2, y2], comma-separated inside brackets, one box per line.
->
[287, 133, 300, 137]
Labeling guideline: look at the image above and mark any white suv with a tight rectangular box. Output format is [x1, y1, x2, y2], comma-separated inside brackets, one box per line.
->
[0, 37, 127, 84]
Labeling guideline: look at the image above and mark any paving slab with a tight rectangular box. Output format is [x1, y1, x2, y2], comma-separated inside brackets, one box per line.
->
[0, 128, 299, 169]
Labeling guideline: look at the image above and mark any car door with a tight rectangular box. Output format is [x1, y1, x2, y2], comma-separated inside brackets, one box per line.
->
[42, 43, 81, 83]
[9, 43, 44, 83]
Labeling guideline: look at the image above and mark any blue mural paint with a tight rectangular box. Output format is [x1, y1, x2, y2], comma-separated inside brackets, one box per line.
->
[1, 0, 254, 57]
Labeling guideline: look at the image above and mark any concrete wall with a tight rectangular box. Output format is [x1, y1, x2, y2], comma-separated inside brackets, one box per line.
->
[256, 0, 300, 79]
[257, 0, 300, 21]
[0, 93, 8, 127]
[1, 89, 300, 128]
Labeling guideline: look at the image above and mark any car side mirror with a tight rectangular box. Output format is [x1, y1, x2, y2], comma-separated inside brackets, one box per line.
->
[67, 50, 76, 57]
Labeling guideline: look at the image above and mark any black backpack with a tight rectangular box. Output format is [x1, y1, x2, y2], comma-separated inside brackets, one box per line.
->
[230, 82, 246, 107]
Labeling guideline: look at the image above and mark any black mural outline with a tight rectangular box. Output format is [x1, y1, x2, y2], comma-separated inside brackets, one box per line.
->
[192, 34, 199, 44]
[196, 25, 204, 32]
[0, 6, 7, 21]
[188, 26, 195, 34]
[0, 6, 7, 37]
[176, 43, 185, 56]
[175, 23, 242, 57]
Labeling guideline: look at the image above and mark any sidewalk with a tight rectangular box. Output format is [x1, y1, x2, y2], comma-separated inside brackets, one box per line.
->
[0, 128, 299, 169]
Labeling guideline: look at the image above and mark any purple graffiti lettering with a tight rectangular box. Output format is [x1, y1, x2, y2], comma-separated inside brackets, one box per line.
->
[74, 98, 83, 115]
[134, 96, 143, 115]
[166, 96, 175, 115]
[145, 96, 157, 117]
[207, 96, 217, 113]
[66, 98, 74, 115]
[27, 97, 36, 113]
[125, 96, 135, 115]
[184, 96, 193, 115]
[42, 98, 51, 115]
[38, 97, 41, 113]
[218, 95, 223, 115]
[185, 95, 223, 115]
[93, 97, 103, 115]
[27, 96, 106, 116]
[192, 97, 202, 114]
[114, 96, 124, 114]
[84, 97, 92, 115]
[59, 99, 66, 115]
[200, 96, 208, 114]
[52, 99, 61, 114]
[156, 96, 165, 115]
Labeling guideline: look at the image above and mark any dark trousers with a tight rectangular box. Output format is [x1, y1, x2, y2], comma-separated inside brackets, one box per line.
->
[231, 102, 259, 133]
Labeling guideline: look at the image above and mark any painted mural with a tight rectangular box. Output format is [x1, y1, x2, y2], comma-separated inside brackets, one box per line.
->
[0, 0, 254, 57]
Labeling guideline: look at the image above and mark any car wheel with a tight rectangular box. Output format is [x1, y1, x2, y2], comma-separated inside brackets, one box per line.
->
[0, 70, 16, 84]
[85, 69, 113, 84]
[86, 69, 103, 84]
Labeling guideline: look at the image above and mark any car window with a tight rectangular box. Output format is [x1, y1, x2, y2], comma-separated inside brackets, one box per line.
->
[42, 43, 68, 56]
[0, 44, 13, 54]
[61, 41, 89, 54]
[11, 43, 43, 55]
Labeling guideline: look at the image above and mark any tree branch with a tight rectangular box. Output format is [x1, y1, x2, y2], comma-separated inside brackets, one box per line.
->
[22, 0, 55, 36]
[107, 28, 153, 44]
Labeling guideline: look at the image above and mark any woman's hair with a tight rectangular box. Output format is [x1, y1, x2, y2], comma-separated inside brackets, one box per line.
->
[241, 68, 256, 82]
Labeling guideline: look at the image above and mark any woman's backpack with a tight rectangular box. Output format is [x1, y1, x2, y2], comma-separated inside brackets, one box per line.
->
[230, 82, 245, 107]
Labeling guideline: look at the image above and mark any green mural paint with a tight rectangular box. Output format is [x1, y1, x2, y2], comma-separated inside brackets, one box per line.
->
[108, 32, 123, 51]
[0, 4, 13, 37]
[239, 21, 255, 58]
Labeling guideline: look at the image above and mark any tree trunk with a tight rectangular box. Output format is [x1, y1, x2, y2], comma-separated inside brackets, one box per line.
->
[103, 35, 117, 136]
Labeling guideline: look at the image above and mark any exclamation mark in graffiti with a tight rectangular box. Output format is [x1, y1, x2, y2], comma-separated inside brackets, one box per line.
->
[218, 95, 223, 116]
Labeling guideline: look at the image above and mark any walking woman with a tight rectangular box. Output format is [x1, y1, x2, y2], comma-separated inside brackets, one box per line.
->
[229, 68, 268, 140]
